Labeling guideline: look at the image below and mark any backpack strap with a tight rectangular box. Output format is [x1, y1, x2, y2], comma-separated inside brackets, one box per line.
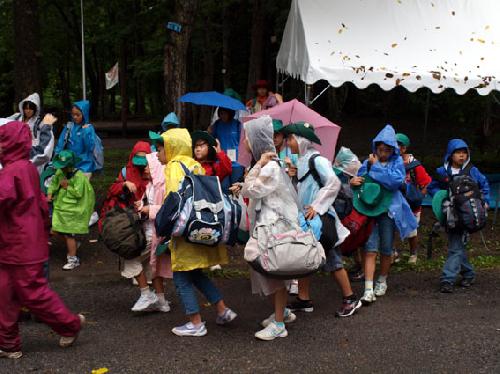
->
[405, 160, 421, 172]
[62, 123, 72, 150]
[461, 162, 474, 176]
[121, 167, 127, 180]
[298, 154, 324, 188]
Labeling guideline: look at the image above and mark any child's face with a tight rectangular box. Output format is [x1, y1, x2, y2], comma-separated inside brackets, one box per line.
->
[62, 167, 73, 175]
[273, 132, 284, 149]
[156, 144, 167, 164]
[287, 135, 299, 154]
[375, 143, 394, 162]
[451, 149, 468, 166]
[71, 107, 83, 124]
[398, 144, 407, 155]
[257, 87, 268, 97]
[23, 106, 35, 120]
[218, 109, 232, 123]
[194, 140, 209, 161]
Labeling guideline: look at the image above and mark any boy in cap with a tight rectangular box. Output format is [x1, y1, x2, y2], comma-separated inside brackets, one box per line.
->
[48, 150, 95, 270]
[395, 133, 431, 264]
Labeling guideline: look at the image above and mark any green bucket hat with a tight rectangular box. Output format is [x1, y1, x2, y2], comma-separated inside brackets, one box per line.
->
[432, 190, 449, 224]
[132, 155, 148, 167]
[281, 121, 322, 145]
[149, 131, 163, 145]
[396, 133, 410, 147]
[52, 150, 81, 169]
[272, 119, 284, 133]
[223, 88, 242, 102]
[352, 175, 393, 217]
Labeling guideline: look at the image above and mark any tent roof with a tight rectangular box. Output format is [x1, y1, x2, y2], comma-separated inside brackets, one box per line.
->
[277, 0, 500, 95]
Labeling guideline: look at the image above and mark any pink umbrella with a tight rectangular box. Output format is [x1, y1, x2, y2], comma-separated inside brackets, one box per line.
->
[238, 99, 341, 166]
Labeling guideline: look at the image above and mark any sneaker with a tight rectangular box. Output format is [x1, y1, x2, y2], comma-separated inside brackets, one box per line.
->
[59, 314, 85, 348]
[261, 309, 297, 328]
[255, 321, 288, 341]
[460, 277, 475, 288]
[62, 256, 80, 271]
[288, 280, 299, 296]
[408, 255, 418, 265]
[287, 297, 314, 313]
[171, 322, 207, 337]
[0, 350, 22, 359]
[349, 270, 365, 282]
[216, 308, 238, 325]
[360, 290, 376, 305]
[440, 282, 454, 293]
[393, 250, 401, 264]
[210, 264, 222, 271]
[131, 292, 159, 312]
[374, 281, 388, 297]
[153, 300, 171, 313]
[89, 211, 99, 227]
[335, 299, 362, 318]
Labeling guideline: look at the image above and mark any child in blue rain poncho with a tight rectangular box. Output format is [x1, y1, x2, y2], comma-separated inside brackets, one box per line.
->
[351, 124, 417, 305]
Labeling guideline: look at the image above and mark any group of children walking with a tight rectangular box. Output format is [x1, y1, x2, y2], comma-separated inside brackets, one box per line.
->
[0, 96, 491, 357]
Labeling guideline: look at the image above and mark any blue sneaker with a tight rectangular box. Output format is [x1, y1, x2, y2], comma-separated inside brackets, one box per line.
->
[216, 308, 238, 325]
[171, 322, 207, 337]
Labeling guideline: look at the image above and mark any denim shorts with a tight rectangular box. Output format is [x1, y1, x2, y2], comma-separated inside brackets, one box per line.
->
[322, 246, 344, 272]
[365, 213, 396, 256]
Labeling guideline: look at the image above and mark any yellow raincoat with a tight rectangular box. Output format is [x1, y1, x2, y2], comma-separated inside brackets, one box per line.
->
[161, 129, 228, 271]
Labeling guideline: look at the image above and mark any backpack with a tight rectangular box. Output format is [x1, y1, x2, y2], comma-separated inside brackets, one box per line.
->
[298, 154, 354, 220]
[155, 162, 240, 247]
[100, 206, 146, 259]
[62, 122, 104, 172]
[402, 160, 425, 210]
[444, 165, 487, 233]
[339, 209, 375, 256]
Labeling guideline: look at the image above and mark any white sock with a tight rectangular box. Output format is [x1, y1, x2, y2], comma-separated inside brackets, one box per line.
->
[156, 293, 166, 303]
[378, 275, 388, 283]
[140, 286, 150, 296]
[365, 280, 374, 291]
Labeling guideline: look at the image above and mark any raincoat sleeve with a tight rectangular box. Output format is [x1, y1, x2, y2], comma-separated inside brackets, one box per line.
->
[55, 126, 68, 154]
[106, 170, 127, 198]
[82, 125, 96, 154]
[0, 174, 16, 207]
[30, 124, 54, 167]
[214, 151, 232, 180]
[65, 174, 85, 199]
[311, 156, 341, 215]
[241, 162, 280, 200]
[368, 158, 405, 191]
[414, 164, 432, 188]
[47, 170, 63, 196]
[472, 167, 491, 203]
[427, 167, 447, 196]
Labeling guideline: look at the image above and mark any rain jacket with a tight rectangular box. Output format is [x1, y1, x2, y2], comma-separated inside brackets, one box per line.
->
[427, 139, 490, 202]
[48, 168, 95, 235]
[162, 128, 228, 272]
[55, 100, 96, 173]
[198, 151, 233, 180]
[0, 121, 50, 265]
[357, 125, 417, 239]
[211, 118, 242, 166]
[8, 93, 55, 174]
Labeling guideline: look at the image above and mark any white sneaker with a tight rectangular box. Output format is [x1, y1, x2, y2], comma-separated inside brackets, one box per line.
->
[153, 300, 171, 313]
[89, 211, 99, 227]
[288, 280, 299, 296]
[131, 292, 159, 312]
[0, 350, 22, 359]
[374, 281, 388, 297]
[172, 322, 207, 337]
[255, 321, 288, 341]
[62, 256, 80, 271]
[408, 255, 418, 265]
[210, 265, 222, 271]
[59, 314, 85, 348]
[360, 290, 377, 305]
[261, 309, 297, 328]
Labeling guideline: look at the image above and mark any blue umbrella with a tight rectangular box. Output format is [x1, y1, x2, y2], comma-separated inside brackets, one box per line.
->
[179, 91, 245, 111]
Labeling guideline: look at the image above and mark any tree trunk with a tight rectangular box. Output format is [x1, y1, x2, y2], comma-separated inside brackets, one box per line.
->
[120, 42, 129, 136]
[222, 5, 231, 89]
[163, 0, 199, 122]
[13, 0, 42, 104]
[246, 0, 265, 100]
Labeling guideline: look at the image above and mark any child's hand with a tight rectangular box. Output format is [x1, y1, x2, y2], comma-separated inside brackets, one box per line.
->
[47, 194, 53, 202]
[124, 181, 137, 193]
[60, 179, 68, 189]
[141, 205, 150, 215]
[368, 153, 378, 165]
[258, 152, 277, 167]
[350, 176, 365, 186]
[287, 166, 297, 177]
[214, 139, 222, 154]
[305, 206, 317, 220]
[229, 183, 242, 197]
[42, 113, 57, 126]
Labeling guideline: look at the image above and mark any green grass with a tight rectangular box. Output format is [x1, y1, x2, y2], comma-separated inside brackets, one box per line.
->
[90, 148, 130, 196]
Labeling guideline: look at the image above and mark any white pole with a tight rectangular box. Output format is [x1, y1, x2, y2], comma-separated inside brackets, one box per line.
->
[80, 0, 86, 100]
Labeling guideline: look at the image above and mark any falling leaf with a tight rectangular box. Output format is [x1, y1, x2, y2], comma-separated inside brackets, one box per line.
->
[477, 38, 485, 43]
[464, 76, 469, 82]
[470, 38, 474, 42]
[342, 23, 347, 28]
[438, 85, 444, 89]
[404, 36, 407, 40]
[355, 55, 360, 58]
[384, 52, 389, 56]
[452, 11, 456, 15]
[481, 57, 485, 60]
[431, 2, 435, 7]
[368, 66, 374, 71]
[386, 73, 394, 78]
[330, 51, 335, 56]
[431, 72, 441, 80]
[391, 43, 398, 48]
[459, 50, 463, 55]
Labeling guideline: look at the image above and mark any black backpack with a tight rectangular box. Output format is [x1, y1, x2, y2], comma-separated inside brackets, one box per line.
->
[299, 154, 353, 220]
[402, 160, 425, 210]
[441, 164, 487, 233]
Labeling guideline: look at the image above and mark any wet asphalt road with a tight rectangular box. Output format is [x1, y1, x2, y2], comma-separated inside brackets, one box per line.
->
[2, 266, 500, 373]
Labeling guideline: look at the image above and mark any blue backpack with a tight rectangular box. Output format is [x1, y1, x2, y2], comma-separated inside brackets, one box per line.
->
[403, 160, 425, 210]
[155, 163, 241, 247]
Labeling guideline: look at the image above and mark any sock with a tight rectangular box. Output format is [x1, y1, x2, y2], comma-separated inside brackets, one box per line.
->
[365, 280, 374, 291]
[343, 293, 357, 302]
[156, 293, 166, 304]
[140, 286, 150, 296]
[378, 275, 388, 284]
[274, 321, 285, 329]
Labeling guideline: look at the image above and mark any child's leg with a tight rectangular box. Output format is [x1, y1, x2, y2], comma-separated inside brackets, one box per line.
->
[153, 277, 165, 295]
[135, 271, 148, 289]
[0, 265, 22, 352]
[331, 269, 354, 297]
[173, 271, 203, 324]
[189, 269, 226, 315]
[364, 222, 380, 289]
[408, 236, 418, 256]
[460, 246, 475, 280]
[378, 214, 396, 279]
[65, 236, 78, 257]
[273, 287, 288, 323]
[441, 231, 465, 285]
[297, 276, 312, 300]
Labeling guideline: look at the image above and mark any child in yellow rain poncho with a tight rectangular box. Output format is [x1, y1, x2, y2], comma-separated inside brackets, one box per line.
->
[152, 128, 237, 337]
[48, 150, 95, 271]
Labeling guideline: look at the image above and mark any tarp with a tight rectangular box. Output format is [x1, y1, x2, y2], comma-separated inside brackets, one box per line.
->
[238, 99, 341, 166]
[277, 0, 500, 95]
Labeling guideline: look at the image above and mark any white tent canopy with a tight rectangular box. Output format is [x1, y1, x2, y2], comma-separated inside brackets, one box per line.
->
[277, 0, 500, 95]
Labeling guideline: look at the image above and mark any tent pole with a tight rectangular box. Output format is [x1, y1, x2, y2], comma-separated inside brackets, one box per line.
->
[423, 89, 431, 144]
[305, 84, 312, 107]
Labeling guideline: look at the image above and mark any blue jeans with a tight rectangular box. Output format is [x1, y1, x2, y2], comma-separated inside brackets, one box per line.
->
[364, 213, 396, 257]
[221, 164, 245, 193]
[441, 231, 475, 284]
[173, 269, 223, 315]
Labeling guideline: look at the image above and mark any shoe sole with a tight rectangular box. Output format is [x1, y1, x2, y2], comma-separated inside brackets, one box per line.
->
[216, 314, 238, 326]
[171, 329, 207, 337]
[62, 265, 80, 271]
[255, 330, 288, 341]
[261, 315, 297, 328]
[0, 352, 23, 359]
[289, 307, 313, 313]
[59, 314, 85, 348]
[360, 298, 376, 306]
[335, 300, 363, 318]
